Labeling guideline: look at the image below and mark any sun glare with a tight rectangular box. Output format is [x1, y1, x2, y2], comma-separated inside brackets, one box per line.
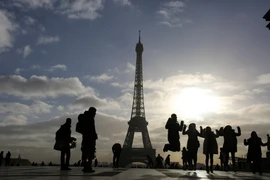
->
[172, 88, 221, 120]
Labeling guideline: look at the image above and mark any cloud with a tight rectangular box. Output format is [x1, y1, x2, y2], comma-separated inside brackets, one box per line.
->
[0, 75, 95, 99]
[0, 115, 28, 126]
[17, 45, 32, 58]
[157, 0, 191, 28]
[58, 0, 104, 20]
[57, 105, 64, 111]
[113, 0, 132, 6]
[23, 16, 36, 25]
[0, 100, 53, 115]
[31, 65, 41, 69]
[13, 0, 55, 9]
[257, 73, 270, 84]
[48, 64, 67, 72]
[37, 35, 59, 45]
[0, 10, 17, 52]
[14, 68, 24, 74]
[85, 73, 113, 83]
[69, 95, 121, 111]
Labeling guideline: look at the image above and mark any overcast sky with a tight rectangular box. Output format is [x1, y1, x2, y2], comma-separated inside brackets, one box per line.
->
[0, 0, 270, 165]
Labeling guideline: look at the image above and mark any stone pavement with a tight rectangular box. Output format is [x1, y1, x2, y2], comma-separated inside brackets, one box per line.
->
[0, 166, 270, 180]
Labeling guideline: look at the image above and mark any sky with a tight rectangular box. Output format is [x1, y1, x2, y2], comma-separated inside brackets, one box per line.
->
[0, 0, 270, 165]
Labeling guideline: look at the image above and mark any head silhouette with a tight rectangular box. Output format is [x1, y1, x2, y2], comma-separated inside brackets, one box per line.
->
[205, 126, 211, 133]
[88, 107, 97, 117]
[251, 131, 257, 138]
[66, 118, 71, 125]
[171, 114, 177, 120]
[189, 123, 196, 131]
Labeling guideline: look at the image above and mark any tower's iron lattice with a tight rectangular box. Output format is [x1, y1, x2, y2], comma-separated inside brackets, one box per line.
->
[119, 31, 156, 167]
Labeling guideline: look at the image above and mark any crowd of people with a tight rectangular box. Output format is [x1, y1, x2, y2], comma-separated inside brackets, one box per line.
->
[163, 113, 269, 175]
[53, 108, 269, 175]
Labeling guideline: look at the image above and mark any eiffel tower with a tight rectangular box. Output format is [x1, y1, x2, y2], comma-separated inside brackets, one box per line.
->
[119, 31, 156, 167]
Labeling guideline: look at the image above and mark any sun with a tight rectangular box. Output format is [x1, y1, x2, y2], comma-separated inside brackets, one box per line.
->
[171, 87, 221, 120]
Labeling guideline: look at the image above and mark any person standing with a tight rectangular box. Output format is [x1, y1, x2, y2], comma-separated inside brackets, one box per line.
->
[200, 126, 219, 173]
[164, 155, 170, 168]
[54, 118, 76, 170]
[182, 123, 200, 170]
[218, 125, 241, 171]
[5, 151, 11, 166]
[0, 151, 3, 166]
[244, 131, 267, 175]
[112, 143, 122, 168]
[80, 107, 98, 173]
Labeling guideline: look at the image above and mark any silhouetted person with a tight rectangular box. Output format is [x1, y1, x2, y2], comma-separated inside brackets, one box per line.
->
[164, 155, 170, 168]
[112, 143, 122, 168]
[41, 161, 45, 166]
[55, 118, 76, 170]
[200, 126, 219, 173]
[215, 164, 220, 170]
[146, 154, 154, 168]
[182, 123, 200, 170]
[182, 147, 188, 170]
[0, 151, 3, 166]
[5, 151, 11, 166]
[49, 162, 52, 166]
[219, 125, 241, 171]
[79, 107, 98, 173]
[219, 147, 224, 170]
[77, 160, 81, 167]
[94, 158, 98, 167]
[155, 154, 164, 168]
[163, 114, 183, 152]
[244, 131, 267, 175]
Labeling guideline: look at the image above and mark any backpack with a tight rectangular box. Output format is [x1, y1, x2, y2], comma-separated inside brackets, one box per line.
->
[76, 114, 84, 134]
[53, 127, 63, 151]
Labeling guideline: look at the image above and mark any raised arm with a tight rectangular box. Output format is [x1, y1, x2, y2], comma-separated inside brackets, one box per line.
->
[235, 126, 241, 136]
[219, 127, 224, 136]
[182, 124, 188, 135]
[165, 118, 171, 129]
[199, 126, 205, 138]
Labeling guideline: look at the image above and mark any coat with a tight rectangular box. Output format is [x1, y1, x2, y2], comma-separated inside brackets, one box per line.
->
[182, 127, 200, 153]
[165, 118, 182, 143]
[203, 131, 218, 155]
[244, 137, 266, 162]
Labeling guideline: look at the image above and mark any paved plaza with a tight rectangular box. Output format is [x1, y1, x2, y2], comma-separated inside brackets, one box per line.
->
[0, 167, 270, 180]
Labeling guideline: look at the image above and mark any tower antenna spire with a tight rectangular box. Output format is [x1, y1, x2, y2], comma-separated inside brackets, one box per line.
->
[139, 30, 141, 42]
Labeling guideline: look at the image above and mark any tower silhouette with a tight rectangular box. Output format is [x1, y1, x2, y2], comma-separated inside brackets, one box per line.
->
[119, 31, 156, 167]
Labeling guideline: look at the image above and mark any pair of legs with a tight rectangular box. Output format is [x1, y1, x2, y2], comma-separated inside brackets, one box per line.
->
[81, 139, 96, 173]
[60, 149, 70, 170]
[224, 151, 235, 171]
[113, 153, 120, 168]
[5, 159, 10, 166]
[252, 158, 262, 174]
[163, 140, 180, 152]
[182, 159, 188, 170]
[205, 153, 214, 173]
[220, 159, 224, 170]
[188, 150, 198, 170]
